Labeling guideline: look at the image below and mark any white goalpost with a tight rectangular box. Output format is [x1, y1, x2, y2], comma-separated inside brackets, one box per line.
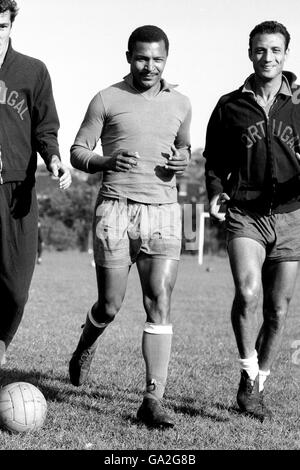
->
[182, 202, 210, 265]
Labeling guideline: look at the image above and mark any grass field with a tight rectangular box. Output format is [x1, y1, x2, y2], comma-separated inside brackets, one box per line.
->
[0, 250, 300, 451]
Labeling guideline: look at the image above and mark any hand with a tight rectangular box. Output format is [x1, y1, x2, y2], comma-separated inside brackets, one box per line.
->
[110, 151, 140, 172]
[296, 152, 300, 161]
[164, 145, 188, 175]
[209, 193, 230, 222]
[48, 155, 72, 190]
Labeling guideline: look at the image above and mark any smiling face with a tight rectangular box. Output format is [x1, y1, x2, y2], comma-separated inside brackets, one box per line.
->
[126, 40, 168, 92]
[0, 10, 12, 61]
[249, 33, 288, 82]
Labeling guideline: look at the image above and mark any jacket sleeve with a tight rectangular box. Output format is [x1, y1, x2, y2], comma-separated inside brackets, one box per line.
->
[70, 93, 105, 173]
[203, 99, 227, 201]
[32, 63, 60, 165]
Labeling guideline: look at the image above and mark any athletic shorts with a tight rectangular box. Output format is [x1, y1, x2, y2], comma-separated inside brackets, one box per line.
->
[93, 196, 182, 267]
[225, 206, 300, 262]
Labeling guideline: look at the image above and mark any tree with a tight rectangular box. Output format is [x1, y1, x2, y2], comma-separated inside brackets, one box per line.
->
[177, 149, 226, 255]
[37, 166, 98, 251]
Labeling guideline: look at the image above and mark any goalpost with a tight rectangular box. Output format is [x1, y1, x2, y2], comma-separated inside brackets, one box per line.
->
[182, 203, 210, 265]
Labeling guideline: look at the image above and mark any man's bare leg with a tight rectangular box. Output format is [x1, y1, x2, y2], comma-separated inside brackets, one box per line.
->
[136, 256, 178, 427]
[255, 261, 298, 390]
[228, 237, 272, 420]
[69, 265, 130, 386]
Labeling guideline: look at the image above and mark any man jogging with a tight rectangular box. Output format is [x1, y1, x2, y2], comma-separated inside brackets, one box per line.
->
[70, 25, 191, 428]
[0, 0, 71, 366]
[204, 20, 300, 421]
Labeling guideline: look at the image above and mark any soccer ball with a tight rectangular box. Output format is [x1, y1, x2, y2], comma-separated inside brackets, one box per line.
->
[0, 382, 47, 433]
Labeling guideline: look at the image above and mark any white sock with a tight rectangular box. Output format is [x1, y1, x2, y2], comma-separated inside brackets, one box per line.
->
[258, 369, 270, 392]
[239, 350, 259, 381]
[142, 323, 173, 400]
[0, 340, 6, 366]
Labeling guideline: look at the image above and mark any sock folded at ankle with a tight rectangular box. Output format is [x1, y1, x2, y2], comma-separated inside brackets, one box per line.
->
[87, 309, 111, 329]
[81, 309, 110, 348]
[239, 350, 259, 382]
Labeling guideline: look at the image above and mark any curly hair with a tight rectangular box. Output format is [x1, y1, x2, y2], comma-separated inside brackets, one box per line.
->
[128, 25, 169, 55]
[0, 0, 19, 23]
[249, 21, 290, 51]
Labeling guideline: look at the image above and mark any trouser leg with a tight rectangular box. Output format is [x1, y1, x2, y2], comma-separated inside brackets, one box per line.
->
[0, 182, 38, 347]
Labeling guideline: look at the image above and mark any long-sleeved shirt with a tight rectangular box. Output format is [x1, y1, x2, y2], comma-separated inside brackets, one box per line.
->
[71, 74, 191, 204]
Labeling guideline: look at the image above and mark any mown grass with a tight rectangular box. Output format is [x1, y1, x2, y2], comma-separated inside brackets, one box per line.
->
[0, 251, 299, 450]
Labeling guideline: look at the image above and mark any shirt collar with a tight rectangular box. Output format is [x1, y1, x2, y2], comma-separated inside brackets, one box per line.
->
[123, 73, 178, 93]
[242, 73, 292, 97]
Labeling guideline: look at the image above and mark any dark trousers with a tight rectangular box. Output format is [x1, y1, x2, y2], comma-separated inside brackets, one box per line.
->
[0, 181, 38, 347]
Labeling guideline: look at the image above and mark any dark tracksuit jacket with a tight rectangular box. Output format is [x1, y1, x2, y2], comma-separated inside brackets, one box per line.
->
[0, 39, 60, 345]
[204, 72, 300, 215]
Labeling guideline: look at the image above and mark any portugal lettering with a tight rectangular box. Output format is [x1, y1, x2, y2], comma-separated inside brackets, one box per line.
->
[241, 119, 300, 153]
[0, 80, 28, 120]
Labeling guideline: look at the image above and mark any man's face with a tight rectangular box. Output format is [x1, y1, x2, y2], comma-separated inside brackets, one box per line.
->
[249, 33, 288, 81]
[126, 40, 168, 91]
[0, 10, 12, 58]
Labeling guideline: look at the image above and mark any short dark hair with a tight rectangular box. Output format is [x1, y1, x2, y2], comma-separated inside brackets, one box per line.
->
[0, 0, 19, 23]
[128, 25, 169, 55]
[249, 21, 290, 51]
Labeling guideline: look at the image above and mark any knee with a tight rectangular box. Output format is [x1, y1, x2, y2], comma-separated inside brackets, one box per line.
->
[93, 299, 121, 323]
[235, 283, 260, 309]
[144, 291, 171, 324]
[264, 297, 290, 325]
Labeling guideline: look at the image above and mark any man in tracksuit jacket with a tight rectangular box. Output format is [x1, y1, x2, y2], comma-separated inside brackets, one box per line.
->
[204, 20, 300, 421]
[0, 0, 71, 366]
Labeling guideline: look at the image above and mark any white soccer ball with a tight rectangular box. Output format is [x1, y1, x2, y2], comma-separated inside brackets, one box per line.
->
[0, 382, 47, 433]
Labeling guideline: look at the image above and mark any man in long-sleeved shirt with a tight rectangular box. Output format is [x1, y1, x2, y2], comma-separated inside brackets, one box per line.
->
[69, 24, 191, 428]
[0, 0, 71, 366]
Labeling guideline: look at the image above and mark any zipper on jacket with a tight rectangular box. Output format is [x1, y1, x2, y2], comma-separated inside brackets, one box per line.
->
[0, 144, 3, 185]
[264, 110, 276, 215]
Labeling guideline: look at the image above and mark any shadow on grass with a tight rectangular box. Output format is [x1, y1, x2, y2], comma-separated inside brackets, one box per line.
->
[0, 367, 80, 392]
[126, 416, 176, 431]
[122, 395, 243, 425]
[215, 402, 244, 415]
[0, 368, 269, 428]
[0, 367, 144, 416]
[123, 401, 242, 426]
[173, 403, 230, 422]
[167, 395, 246, 422]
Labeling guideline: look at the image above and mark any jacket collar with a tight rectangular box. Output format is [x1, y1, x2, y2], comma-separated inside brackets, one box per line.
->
[1, 39, 16, 68]
[242, 71, 296, 97]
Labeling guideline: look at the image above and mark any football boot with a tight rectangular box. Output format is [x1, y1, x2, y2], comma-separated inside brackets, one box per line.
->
[237, 369, 272, 422]
[69, 338, 98, 386]
[137, 396, 174, 428]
